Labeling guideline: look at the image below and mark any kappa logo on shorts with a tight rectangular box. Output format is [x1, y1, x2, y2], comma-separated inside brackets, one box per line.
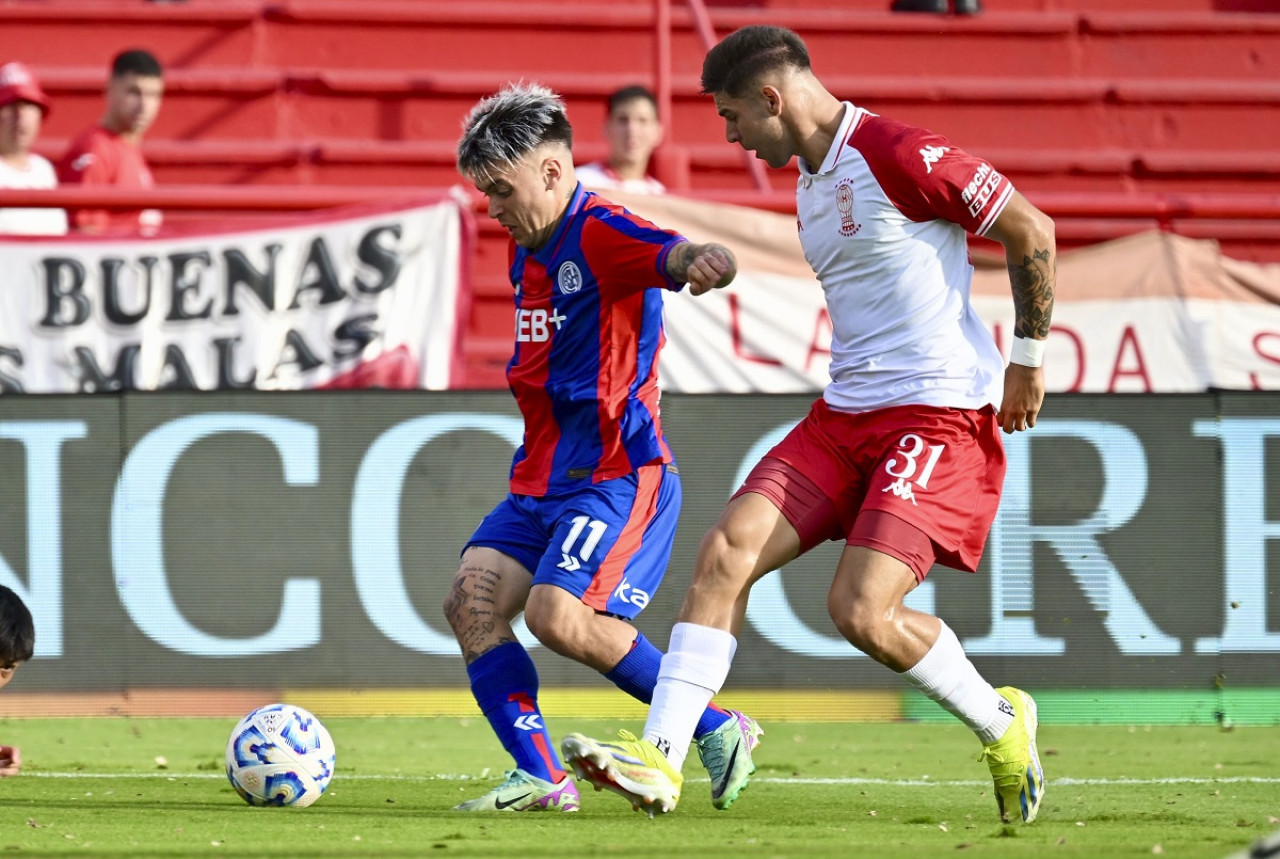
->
[882, 477, 919, 505]
[612, 577, 650, 610]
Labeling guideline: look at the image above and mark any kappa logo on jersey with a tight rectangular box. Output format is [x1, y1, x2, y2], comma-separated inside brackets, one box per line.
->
[961, 163, 1004, 218]
[920, 145, 950, 174]
[515, 307, 566, 342]
[612, 577, 650, 610]
[557, 261, 583, 294]
[70, 153, 95, 173]
[834, 179, 862, 237]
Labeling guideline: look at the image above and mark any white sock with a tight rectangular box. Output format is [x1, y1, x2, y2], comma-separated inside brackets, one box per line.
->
[902, 621, 1013, 745]
[644, 622, 737, 770]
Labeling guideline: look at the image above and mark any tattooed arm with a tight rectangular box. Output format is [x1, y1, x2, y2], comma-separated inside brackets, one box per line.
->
[985, 191, 1057, 434]
[665, 241, 737, 295]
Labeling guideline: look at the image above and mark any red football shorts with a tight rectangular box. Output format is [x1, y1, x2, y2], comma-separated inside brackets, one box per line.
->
[733, 398, 1006, 581]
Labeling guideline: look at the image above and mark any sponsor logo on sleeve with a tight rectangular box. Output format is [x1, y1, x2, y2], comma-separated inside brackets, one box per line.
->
[961, 164, 1004, 218]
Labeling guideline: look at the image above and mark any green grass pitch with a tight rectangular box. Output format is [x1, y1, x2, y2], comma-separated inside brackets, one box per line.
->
[0, 716, 1276, 857]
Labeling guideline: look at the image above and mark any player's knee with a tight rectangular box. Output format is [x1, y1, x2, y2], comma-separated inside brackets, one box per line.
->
[523, 603, 584, 660]
[441, 578, 468, 633]
[694, 526, 755, 594]
[441, 568, 487, 634]
[828, 598, 889, 658]
[522, 605, 553, 646]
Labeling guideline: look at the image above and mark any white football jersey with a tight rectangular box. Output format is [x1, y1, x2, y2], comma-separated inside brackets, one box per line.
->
[796, 103, 1011, 414]
[576, 161, 666, 195]
[0, 154, 67, 235]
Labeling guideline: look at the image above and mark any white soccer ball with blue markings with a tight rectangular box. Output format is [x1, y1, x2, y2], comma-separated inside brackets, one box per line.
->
[225, 703, 336, 807]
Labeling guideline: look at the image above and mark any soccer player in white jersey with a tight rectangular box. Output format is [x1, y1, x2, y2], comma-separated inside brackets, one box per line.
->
[563, 24, 1055, 824]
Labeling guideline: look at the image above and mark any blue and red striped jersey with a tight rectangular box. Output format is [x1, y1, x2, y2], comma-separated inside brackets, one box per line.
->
[506, 184, 687, 496]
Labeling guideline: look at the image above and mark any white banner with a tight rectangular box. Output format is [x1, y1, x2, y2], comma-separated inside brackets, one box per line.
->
[602, 192, 1280, 394]
[0, 195, 466, 392]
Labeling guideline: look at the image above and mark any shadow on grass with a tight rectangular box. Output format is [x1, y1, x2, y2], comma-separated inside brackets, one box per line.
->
[0, 796, 581, 821]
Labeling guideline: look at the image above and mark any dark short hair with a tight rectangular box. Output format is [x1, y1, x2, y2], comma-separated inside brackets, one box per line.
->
[701, 25, 811, 98]
[111, 49, 163, 80]
[608, 85, 659, 117]
[0, 586, 34, 667]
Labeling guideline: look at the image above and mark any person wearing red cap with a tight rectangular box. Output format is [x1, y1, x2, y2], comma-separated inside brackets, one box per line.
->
[57, 48, 164, 235]
[0, 61, 68, 236]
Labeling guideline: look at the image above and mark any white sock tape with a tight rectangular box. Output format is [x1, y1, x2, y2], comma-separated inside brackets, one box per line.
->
[1010, 336, 1046, 368]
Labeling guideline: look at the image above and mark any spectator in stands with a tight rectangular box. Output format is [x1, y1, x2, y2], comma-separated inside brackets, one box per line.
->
[0, 62, 68, 235]
[576, 85, 666, 195]
[0, 585, 35, 777]
[57, 49, 164, 235]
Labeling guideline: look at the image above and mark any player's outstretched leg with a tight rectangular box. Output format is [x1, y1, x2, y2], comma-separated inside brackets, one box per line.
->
[560, 730, 683, 817]
[978, 687, 1044, 823]
[453, 768, 580, 812]
[695, 709, 763, 810]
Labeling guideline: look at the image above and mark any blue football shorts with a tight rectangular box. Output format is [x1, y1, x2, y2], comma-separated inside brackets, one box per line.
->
[465, 461, 681, 619]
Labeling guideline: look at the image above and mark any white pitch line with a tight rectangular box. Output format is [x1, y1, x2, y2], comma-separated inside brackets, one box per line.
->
[24, 772, 1280, 786]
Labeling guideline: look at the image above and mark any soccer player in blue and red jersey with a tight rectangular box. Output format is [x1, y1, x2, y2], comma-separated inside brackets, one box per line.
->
[446, 83, 762, 814]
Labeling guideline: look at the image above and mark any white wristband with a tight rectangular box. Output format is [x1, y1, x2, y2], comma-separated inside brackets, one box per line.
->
[1010, 336, 1046, 368]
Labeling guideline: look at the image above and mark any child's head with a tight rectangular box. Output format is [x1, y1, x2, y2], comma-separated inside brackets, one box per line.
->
[0, 586, 33, 689]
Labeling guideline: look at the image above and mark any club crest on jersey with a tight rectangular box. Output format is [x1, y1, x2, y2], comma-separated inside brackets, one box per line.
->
[557, 261, 583, 294]
[835, 179, 862, 237]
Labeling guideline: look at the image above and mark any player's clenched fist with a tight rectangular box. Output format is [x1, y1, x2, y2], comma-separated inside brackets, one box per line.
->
[669, 242, 737, 295]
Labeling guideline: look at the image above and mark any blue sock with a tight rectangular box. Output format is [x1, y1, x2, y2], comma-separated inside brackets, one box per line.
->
[603, 632, 732, 739]
[467, 642, 564, 782]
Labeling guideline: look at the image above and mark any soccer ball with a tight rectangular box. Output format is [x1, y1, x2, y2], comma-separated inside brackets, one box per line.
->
[225, 703, 336, 807]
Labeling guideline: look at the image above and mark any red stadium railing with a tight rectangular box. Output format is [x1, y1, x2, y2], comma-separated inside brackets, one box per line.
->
[4, 186, 1278, 223]
[0, 185, 435, 212]
[676, 0, 772, 193]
